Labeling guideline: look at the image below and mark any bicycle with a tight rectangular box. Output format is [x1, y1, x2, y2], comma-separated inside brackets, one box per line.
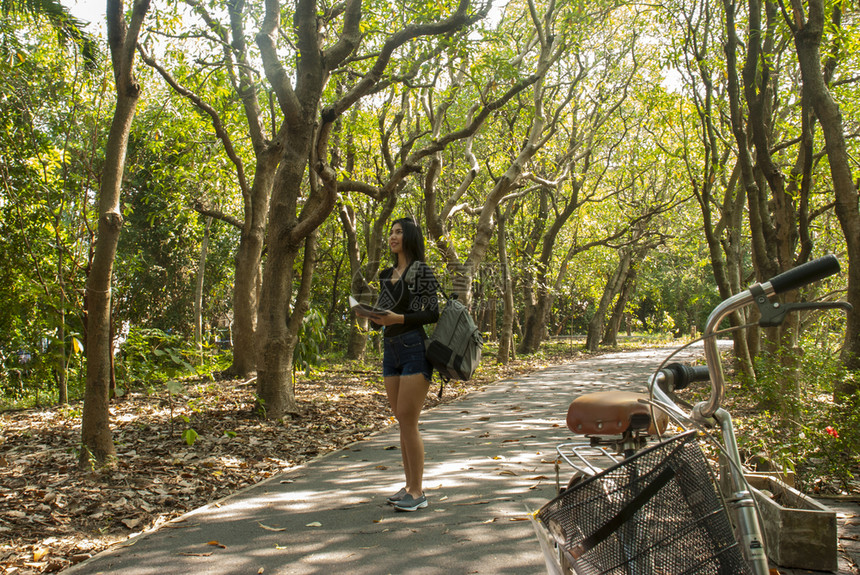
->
[532, 255, 852, 575]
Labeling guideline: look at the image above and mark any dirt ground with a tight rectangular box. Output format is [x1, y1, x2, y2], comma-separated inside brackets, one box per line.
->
[0, 353, 562, 574]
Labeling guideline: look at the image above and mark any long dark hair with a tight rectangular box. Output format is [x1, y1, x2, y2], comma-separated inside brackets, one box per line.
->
[391, 217, 425, 265]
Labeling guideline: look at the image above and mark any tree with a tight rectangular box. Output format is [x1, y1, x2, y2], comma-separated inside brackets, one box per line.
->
[788, 0, 860, 386]
[423, 0, 567, 311]
[585, 229, 663, 352]
[495, 204, 517, 363]
[79, 0, 151, 468]
[194, 216, 213, 357]
[657, 0, 756, 376]
[253, 0, 487, 418]
[721, 0, 846, 412]
[515, 15, 645, 353]
[139, 0, 283, 378]
[334, 32, 540, 358]
[0, 17, 100, 405]
[601, 259, 637, 346]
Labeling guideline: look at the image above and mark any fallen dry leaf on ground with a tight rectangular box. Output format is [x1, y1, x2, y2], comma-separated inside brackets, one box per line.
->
[0, 356, 553, 574]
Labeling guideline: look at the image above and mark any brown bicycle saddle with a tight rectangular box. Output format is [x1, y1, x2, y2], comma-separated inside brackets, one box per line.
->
[566, 391, 669, 436]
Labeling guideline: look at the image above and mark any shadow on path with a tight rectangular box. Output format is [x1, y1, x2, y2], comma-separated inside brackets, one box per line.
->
[67, 344, 792, 575]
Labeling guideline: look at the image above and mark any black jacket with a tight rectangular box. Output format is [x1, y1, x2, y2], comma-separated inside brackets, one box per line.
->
[377, 260, 440, 338]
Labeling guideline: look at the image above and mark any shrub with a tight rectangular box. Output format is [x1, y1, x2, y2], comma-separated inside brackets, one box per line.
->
[734, 339, 859, 494]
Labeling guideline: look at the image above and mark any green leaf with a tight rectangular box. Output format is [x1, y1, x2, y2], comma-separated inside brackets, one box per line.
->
[181, 428, 198, 446]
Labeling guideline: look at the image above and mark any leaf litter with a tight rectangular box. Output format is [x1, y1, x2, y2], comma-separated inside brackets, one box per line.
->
[0, 355, 557, 574]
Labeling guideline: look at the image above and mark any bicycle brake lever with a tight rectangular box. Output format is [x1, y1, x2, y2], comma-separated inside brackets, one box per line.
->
[751, 284, 853, 327]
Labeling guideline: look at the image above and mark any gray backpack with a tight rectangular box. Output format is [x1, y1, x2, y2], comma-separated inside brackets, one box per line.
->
[426, 293, 483, 383]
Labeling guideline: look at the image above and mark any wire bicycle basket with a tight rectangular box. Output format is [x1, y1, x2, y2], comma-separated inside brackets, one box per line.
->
[537, 431, 751, 574]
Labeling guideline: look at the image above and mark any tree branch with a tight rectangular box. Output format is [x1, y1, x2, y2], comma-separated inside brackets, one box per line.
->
[138, 45, 251, 199]
[323, 0, 486, 121]
[192, 201, 244, 230]
[338, 179, 383, 200]
[256, 0, 301, 123]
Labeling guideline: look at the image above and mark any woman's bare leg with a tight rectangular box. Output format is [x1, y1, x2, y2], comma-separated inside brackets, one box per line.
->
[384, 376, 410, 491]
[385, 373, 430, 496]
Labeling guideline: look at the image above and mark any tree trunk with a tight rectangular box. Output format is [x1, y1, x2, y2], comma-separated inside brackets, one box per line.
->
[792, 0, 860, 386]
[57, 315, 68, 405]
[518, 177, 585, 354]
[339, 203, 370, 360]
[227, 151, 281, 377]
[55, 219, 69, 405]
[703, 164, 756, 380]
[80, 0, 150, 469]
[229, 236, 262, 375]
[602, 267, 636, 347]
[346, 312, 369, 359]
[255, 131, 317, 418]
[520, 291, 552, 354]
[586, 251, 633, 353]
[228, 231, 262, 375]
[496, 207, 516, 364]
[517, 191, 549, 355]
[194, 216, 212, 361]
[56, 299, 69, 405]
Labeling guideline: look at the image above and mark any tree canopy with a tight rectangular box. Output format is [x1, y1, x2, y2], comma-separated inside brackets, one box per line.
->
[1, 0, 858, 473]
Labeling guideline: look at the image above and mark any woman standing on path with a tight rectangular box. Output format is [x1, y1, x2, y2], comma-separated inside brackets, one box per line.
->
[371, 217, 440, 512]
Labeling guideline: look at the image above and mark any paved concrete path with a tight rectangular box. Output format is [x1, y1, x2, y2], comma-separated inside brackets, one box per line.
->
[63, 345, 857, 575]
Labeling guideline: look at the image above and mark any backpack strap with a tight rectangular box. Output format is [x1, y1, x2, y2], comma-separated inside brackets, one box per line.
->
[436, 358, 452, 398]
[404, 261, 449, 300]
[404, 261, 449, 398]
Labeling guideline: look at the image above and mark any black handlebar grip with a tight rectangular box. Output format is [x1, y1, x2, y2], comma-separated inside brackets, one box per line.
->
[662, 363, 710, 390]
[768, 255, 841, 295]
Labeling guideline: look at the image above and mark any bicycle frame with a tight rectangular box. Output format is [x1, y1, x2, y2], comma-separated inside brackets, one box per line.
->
[643, 365, 769, 574]
[658, 255, 845, 574]
[538, 255, 847, 575]
[697, 287, 770, 573]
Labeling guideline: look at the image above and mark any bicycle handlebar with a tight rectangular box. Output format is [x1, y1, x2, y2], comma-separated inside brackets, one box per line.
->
[768, 254, 840, 295]
[696, 255, 842, 420]
[658, 363, 710, 392]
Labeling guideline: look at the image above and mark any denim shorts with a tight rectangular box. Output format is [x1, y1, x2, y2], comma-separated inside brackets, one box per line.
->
[382, 329, 432, 381]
